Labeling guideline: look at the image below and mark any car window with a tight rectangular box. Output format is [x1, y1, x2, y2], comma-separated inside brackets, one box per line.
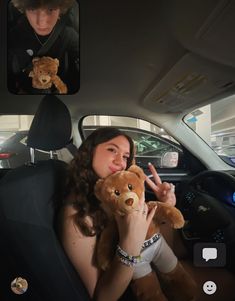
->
[0, 115, 74, 168]
[0, 115, 33, 168]
[184, 96, 235, 167]
[82, 116, 183, 169]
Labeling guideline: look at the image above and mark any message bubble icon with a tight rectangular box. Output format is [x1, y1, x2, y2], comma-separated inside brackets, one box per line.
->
[194, 243, 226, 267]
[202, 248, 217, 262]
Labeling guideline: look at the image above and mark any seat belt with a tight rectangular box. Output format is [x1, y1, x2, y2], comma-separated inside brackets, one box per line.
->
[37, 16, 68, 56]
[23, 14, 70, 74]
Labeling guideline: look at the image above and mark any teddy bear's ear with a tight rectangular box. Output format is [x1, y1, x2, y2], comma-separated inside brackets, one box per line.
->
[131, 145, 136, 165]
[32, 57, 40, 63]
[131, 157, 136, 165]
[54, 58, 59, 66]
[94, 179, 105, 200]
[128, 165, 145, 182]
[29, 71, 34, 77]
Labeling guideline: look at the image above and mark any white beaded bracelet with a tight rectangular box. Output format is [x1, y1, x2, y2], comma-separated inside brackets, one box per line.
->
[116, 245, 141, 267]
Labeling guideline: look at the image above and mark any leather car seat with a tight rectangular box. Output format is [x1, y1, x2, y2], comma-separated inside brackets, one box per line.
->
[0, 95, 90, 301]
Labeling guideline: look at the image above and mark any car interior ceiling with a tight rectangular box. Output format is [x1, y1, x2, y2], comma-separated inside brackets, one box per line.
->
[1, 0, 235, 301]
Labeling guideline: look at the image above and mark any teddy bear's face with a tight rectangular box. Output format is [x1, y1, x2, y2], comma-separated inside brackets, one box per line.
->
[95, 165, 145, 215]
[30, 56, 59, 86]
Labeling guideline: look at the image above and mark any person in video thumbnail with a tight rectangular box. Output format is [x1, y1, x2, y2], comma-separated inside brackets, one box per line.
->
[58, 127, 196, 300]
[8, 0, 79, 94]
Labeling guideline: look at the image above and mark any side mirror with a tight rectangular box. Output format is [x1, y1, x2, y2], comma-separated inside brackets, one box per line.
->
[161, 151, 179, 168]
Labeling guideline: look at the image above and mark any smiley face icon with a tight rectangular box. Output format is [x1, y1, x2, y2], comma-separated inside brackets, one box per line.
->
[203, 281, 217, 295]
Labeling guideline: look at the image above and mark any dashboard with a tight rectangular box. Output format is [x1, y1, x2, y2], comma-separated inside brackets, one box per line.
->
[194, 172, 235, 208]
[177, 170, 235, 272]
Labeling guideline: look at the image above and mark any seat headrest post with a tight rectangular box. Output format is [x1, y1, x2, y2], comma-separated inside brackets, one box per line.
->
[50, 151, 54, 159]
[30, 147, 35, 164]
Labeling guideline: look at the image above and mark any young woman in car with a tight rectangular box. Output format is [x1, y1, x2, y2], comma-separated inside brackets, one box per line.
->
[59, 127, 177, 300]
[8, 0, 79, 94]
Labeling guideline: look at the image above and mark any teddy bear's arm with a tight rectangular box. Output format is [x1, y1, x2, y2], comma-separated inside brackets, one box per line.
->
[52, 75, 68, 94]
[131, 271, 168, 301]
[148, 201, 184, 229]
[96, 220, 119, 271]
[157, 261, 197, 301]
[28, 71, 42, 89]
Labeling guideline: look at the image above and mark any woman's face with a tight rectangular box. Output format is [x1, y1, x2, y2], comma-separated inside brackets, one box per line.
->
[92, 135, 131, 178]
[25, 8, 60, 36]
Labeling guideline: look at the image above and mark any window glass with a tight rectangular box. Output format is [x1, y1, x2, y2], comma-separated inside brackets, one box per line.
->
[82, 116, 183, 169]
[184, 96, 235, 167]
[0, 115, 33, 168]
[0, 115, 74, 168]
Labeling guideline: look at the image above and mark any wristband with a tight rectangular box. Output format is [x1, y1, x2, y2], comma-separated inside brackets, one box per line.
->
[141, 233, 161, 250]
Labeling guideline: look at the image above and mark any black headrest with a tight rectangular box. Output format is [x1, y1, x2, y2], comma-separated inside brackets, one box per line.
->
[27, 95, 72, 151]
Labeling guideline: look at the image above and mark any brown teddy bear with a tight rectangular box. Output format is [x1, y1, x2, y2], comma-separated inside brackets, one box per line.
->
[29, 56, 68, 94]
[95, 164, 197, 301]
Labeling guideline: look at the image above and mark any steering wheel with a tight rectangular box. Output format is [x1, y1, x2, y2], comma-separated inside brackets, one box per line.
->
[178, 170, 235, 244]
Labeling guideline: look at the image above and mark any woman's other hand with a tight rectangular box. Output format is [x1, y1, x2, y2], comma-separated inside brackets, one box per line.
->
[145, 162, 176, 206]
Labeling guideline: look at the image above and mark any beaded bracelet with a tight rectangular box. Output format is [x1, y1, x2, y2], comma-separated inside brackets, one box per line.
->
[116, 245, 142, 267]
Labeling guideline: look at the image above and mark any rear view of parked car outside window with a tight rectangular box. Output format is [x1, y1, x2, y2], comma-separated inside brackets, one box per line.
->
[0, 115, 59, 168]
[0, 130, 59, 168]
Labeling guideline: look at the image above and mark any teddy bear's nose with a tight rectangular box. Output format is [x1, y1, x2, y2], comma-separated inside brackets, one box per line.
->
[125, 198, 134, 206]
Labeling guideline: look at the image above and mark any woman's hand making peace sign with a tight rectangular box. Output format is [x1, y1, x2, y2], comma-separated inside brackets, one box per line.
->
[145, 162, 176, 207]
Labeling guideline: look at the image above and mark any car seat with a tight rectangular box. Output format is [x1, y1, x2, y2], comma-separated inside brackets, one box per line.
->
[0, 95, 90, 301]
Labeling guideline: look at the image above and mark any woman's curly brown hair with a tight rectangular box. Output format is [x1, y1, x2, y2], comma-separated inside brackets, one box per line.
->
[65, 127, 135, 237]
[11, 0, 75, 14]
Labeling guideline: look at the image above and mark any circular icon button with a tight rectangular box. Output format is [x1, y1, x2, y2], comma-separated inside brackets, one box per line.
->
[203, 281, 217, 295]
[11, 277, 28, 295]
